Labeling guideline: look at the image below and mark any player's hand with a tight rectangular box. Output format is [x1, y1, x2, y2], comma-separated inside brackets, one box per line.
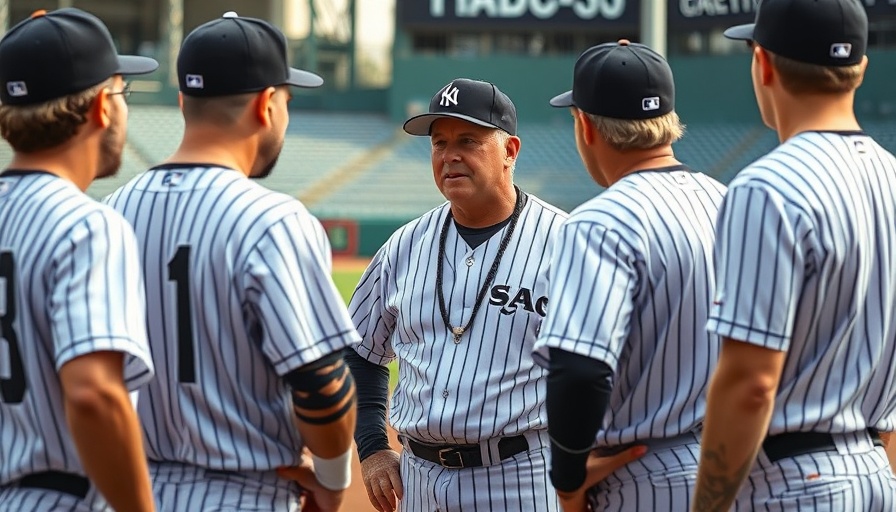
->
[277, 461, 346, 512]
[556, 445, 647, 512]
[360, 449, 403, 512]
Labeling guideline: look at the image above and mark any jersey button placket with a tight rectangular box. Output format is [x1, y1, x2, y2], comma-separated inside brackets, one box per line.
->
[454, 251, 476, 344]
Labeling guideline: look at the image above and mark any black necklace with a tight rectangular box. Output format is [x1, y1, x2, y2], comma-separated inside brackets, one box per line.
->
[436, 187, 524, 344]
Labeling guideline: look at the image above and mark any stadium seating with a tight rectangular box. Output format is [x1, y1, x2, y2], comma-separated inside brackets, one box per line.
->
[674, 122, 778, 183]
[309, 135, 446, 219]
[279, 111, 398, 199]
[513, 121, 600, 213]
[865, 121, 896, 151]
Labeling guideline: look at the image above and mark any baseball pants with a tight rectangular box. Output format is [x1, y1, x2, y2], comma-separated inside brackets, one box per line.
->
[0, 486, 108, 512]
[149, 462, 302, 511]
[0, 471, 109, 511]
[587, 432, 701, 511]
[734, 430, 896, 511]
[398, 429, 560, 512]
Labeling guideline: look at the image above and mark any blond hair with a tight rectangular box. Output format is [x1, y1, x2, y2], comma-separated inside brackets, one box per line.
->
[584, 110, 685, 151]
[0, 80, 110, 153]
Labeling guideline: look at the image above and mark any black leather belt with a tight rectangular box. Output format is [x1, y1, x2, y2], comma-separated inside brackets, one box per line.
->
[763, 428, 883, 463]
[18, 471, 89, 499]
[404, 435, 529, 469]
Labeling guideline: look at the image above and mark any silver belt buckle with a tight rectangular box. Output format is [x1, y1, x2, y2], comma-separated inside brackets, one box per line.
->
[437, 447, 465, 468]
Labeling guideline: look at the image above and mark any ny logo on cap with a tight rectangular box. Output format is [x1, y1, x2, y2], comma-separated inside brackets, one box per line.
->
[186, 74, 204, 89]
[6, 82, 27, 97]
[642, 97, 660, 111]
[440, 85, 459, 107]
[830, 43, 852, 59]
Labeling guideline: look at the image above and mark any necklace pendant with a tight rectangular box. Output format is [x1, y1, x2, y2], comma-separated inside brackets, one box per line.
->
[452, 326, 464, 343]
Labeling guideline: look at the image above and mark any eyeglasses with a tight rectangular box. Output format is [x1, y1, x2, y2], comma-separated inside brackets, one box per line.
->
[108, 82, 131, 101]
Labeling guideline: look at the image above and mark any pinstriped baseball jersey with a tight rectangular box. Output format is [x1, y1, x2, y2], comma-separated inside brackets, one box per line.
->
[350, 193, 567, 444]
[708, 131, 896, 435]
[0, 171, 153, 486]
[105, 165, 360, 470]
[534, 167, 726, 445]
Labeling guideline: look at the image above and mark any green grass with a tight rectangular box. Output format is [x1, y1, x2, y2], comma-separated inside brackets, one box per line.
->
[333, 268, 398, 388]
[332, 269, 364, 304]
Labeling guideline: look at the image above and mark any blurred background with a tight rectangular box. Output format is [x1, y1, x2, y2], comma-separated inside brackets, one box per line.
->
[1, 0, 894, 256]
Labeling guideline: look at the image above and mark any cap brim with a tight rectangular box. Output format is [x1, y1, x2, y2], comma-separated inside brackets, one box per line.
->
[287, 68, 324, 88]
[116, 55, 160, 76]
[549, 91, 574, 108]
[723, 23, 755, 41]
[403, 112, 501, 136]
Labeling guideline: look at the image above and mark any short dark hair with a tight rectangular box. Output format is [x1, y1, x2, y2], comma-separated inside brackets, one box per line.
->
[180, 93, 256, 126]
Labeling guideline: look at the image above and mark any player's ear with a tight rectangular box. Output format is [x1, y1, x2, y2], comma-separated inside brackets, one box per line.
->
[177, 92, 184, 111]
[90, 87, 113, 130]
[254, 87, 276, 128]
[754, 46, 775, 86]
[575, 108, 595, 145]
[504, 133, 521, 164]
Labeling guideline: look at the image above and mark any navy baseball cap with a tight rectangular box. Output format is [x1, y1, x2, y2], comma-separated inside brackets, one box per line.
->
[178, 11, 323, 97]
[0, 8, 158, 106]
[724, 0, 867, 66]
[404, 78, 517, 136]
[550, 40, 674, 120]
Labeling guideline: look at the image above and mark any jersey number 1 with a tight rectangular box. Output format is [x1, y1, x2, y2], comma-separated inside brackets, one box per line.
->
[168, 246, 196, 383]
[0, 250, 26, 403]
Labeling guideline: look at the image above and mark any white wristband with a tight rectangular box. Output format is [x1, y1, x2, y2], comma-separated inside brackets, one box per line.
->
[312, 449, 352, 491]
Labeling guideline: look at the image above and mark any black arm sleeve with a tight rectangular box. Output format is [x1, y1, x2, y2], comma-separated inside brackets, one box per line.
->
[547, 347, 614, 493]
[343, 348, 391, 461]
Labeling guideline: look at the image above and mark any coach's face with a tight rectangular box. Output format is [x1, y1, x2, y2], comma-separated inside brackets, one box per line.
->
[430, 117, 519, 205]
[97, 76, 129, 180]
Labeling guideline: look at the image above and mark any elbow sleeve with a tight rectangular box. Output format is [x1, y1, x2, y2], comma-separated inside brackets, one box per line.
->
[547, 348, 614, 492]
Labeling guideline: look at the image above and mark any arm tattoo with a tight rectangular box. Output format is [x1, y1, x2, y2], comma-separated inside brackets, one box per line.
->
[693, 443, 754, 512]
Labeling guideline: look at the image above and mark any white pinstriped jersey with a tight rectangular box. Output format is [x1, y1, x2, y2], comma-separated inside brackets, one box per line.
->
[534, 167, 726, 445]
[0, 171, 153, 485]
[105, 165, 360, 470]
[350, 194, 567, 444]
[708, 131, 896, 435]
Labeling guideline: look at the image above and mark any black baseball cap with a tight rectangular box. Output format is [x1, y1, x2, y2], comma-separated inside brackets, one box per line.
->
[404, 78, 517, 136]
[724, 0, 867, 66]
[178, 11, 322, 97]
[550, 40, 674, 120]
[0, 8, 158, 106]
